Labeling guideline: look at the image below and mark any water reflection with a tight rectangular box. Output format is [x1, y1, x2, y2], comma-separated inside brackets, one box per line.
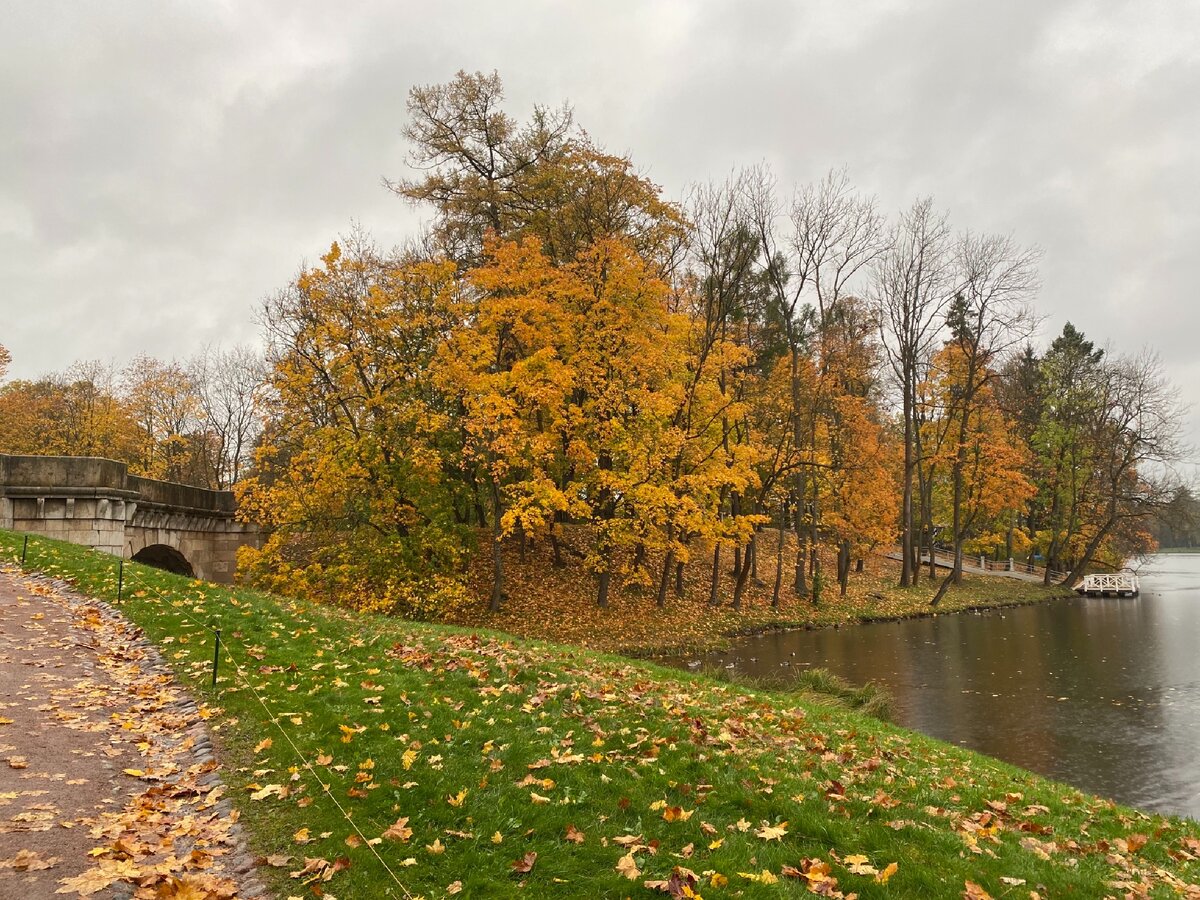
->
[674, 554, 1200, 819]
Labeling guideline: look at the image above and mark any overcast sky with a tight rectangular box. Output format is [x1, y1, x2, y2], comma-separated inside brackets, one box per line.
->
[3, 1, 1198, 449]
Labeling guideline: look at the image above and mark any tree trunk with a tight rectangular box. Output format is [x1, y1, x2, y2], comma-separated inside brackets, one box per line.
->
[930, 568, 953, 606]
[1061, 499, 1118, 588]
[709, 542, 722, 606]
[732, 544, 752, 609]
[656, 550, 675, 608]
[597, 570, 611, 609]
[730, 492, 741, 578]
[838, 540, 851, 597]
[951, 457, 964, 585]
[489, 477, 504, 612]
[675, 559, 685, 596]
[900, 385, 914, 587]
[550, 531, 565, 568]
[772, 508, 786, 608]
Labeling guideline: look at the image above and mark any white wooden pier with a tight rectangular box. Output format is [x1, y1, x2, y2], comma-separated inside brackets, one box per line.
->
[1075, 572, 1139, 597]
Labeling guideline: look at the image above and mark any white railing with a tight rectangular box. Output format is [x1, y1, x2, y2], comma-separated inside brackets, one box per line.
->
[916, 547, 1067, 582]
[1079, 573, 1138, 594]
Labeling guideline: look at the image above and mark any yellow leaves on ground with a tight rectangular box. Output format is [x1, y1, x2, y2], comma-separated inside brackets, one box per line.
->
[0, 849, 58, 871]
[249, 783, 285, 801]
[381, 817, 413, 842]
[615, 852, 640, 880]
[754, 820, 788, 841]
[738, 869, 779, 884]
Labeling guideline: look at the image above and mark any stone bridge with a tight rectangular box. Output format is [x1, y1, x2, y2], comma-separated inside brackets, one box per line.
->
[0, 454, 258, 583]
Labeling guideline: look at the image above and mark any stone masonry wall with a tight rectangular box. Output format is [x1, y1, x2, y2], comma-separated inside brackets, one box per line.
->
[0, 454, 258, 583]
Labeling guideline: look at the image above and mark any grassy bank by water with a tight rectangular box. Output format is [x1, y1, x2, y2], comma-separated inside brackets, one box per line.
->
[451, 536, 1075, 657]
[3, 529, 1195, 899]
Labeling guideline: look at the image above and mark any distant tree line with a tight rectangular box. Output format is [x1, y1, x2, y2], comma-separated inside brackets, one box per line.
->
[1, 71, 1187, 616]
[0, 345, 264, 491]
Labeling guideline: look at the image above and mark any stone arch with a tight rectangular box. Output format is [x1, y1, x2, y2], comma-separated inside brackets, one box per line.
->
[130, 543, 196, 577]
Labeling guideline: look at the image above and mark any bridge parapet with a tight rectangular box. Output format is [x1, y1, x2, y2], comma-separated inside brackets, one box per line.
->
[0, 454, 257, 583]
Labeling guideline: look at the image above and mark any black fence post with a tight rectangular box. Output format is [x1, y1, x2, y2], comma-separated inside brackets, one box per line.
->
[212, 629, 222, 687]
[117, 560, 124, 601]
[20, 534, 28, 566]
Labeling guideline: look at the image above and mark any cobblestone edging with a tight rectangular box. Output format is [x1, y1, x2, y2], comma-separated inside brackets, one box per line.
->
[17, 568, 273, 900]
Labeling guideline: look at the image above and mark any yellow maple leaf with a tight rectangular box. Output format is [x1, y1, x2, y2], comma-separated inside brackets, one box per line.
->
[382, 817, 412, 842]
[754, 821, 788, 841]
[615, 853, 640, 880]
[738, 869, 779, 884]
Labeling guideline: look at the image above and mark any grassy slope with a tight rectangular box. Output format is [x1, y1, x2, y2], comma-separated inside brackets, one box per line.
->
[3, 529, 1197, 900]
[452, 533, 1074, 656]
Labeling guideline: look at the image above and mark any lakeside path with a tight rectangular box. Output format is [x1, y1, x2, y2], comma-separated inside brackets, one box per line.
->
[0, 565, 267, 899]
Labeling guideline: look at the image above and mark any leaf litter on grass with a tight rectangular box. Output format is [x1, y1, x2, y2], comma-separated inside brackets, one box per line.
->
[5, 533, 1200, 898]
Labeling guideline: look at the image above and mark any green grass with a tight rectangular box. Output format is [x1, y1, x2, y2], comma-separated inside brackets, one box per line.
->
[699, 665, 896, 723]
[4, 528, 1199, 899]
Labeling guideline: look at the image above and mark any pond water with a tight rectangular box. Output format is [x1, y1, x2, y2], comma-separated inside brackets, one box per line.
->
[674, 554, 1200, 820]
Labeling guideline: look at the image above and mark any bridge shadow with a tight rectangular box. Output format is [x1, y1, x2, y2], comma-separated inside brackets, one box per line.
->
[131, 544, 195, 578]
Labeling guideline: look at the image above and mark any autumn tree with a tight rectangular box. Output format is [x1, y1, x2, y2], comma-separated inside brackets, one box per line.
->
[189, 345, 266, 489]
[120, 355, 205, 482]
[560, 239, 687, 607]
[393, 71, 688, 277]
[748, 168, 888, 601]
[874, 198, 951, 586]
[388, 70, 573, 264]
[0, 361, 142, 463]
[435, 237, 580, 609]
[239, 235, 470, 616]
[1028, 323, 1105, 581]
[929, 233, 1038, 605]
[924, 345, 1035, 585]
[1058, 350, 1185, 586]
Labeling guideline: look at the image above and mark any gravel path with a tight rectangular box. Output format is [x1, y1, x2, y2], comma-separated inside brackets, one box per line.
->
[0, 564, 270, 899]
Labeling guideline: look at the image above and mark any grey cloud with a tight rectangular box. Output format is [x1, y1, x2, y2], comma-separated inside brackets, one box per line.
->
[2, 0, 1197, 455]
